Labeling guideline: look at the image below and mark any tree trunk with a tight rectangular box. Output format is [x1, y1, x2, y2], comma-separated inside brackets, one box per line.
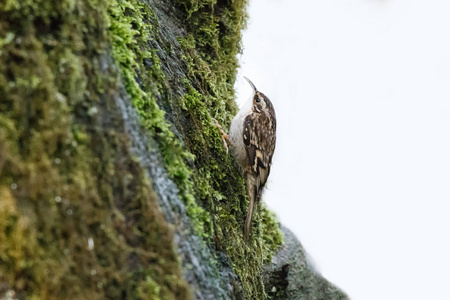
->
[0, 1, 348, 299]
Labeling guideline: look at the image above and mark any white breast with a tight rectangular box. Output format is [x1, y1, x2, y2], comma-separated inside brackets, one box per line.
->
[229, 97, 253, 167]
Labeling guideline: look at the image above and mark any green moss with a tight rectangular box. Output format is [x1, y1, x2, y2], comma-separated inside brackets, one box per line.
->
[173, 1, 284, 298]
[0, 0, 191, 299]
[105, 0, 284, 298]
[107, 0, 212, 237]
[1, 0, 284, 298]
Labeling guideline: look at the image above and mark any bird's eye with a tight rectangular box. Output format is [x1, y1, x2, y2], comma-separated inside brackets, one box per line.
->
[255, 97, 261, 103]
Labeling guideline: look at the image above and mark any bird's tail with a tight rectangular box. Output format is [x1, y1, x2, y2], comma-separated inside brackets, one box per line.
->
[244, 176, 258, 241]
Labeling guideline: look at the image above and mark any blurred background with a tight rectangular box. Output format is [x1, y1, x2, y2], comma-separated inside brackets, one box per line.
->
[235, 0, 450, 299]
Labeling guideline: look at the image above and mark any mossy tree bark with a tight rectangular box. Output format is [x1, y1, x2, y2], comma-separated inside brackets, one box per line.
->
[0, 1, 348, 299]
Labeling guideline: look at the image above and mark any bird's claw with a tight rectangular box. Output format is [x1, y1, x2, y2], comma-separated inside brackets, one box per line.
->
[212, 118, 230, 153]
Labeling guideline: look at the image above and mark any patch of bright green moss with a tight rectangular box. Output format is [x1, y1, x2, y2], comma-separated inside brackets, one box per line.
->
[107, 0, 212, 237]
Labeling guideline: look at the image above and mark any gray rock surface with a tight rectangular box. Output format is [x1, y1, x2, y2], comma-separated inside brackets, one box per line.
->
[263, 226, 349, 300]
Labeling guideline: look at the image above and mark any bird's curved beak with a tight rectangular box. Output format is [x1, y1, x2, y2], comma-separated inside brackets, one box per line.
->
[243, 76, 258, 93]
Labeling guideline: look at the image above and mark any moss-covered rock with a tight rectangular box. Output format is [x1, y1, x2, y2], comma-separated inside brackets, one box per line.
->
[0, 0, 347, 299]
[263, 226, 348, 300]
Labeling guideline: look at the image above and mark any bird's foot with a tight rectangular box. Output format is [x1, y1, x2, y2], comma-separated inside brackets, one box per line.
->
[212, 118, 230, 153]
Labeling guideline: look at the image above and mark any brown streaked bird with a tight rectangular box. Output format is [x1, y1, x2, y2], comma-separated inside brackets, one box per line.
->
[214, 77, 277, 240]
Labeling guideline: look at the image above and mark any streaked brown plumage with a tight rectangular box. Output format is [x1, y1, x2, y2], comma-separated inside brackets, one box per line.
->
[214, 77, 276, 240]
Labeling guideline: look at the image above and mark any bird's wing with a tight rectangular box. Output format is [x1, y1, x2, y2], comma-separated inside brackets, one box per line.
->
[243, 112, 276, 198]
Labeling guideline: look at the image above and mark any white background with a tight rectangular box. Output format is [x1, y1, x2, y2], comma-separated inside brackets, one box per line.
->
[234, 0, 450, 299]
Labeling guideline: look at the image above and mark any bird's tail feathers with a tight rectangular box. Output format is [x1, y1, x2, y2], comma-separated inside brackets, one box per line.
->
[244, 177, 258, 241]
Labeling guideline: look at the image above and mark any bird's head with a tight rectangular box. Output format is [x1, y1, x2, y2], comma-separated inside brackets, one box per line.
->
[244, 76, 274, 115]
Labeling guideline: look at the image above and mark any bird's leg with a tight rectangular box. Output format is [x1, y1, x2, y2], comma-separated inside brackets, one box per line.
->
[212, 118, 231, 153]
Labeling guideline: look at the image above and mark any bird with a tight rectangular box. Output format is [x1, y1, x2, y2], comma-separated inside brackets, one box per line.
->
[213, 77, 277, 240]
